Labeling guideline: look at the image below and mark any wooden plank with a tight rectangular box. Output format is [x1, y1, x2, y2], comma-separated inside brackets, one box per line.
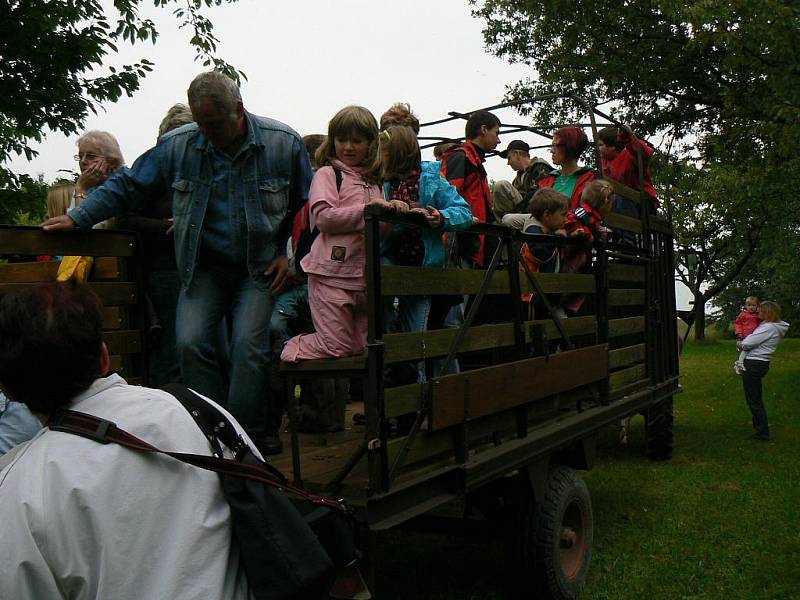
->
[0, 256, 123, 284]
[606, 213, 643, 234]
[103, 330, 142, 355]
[387, 408, 519, 467]
[91, 282, 138, 306]
[0, 260, 59, 283]
[609, 364, 647, 391]
[383, 317, 596, 364]
[381, 266, 509, 296]
[529, 315, 597, 340]
[429, 344, 608, 430]
[386, 428, 455, 468]
[381, 266, 595, 297]
[0, 282, 138, 305]
[385, 383, 424, 418]
[384, 323, 516, 364]
[102, 306, 125, 330]
[607, 263, 645, 283]
[608, 289, 645, 307]
[518, 272, 596, 295]
[108, 355, 124, 373]
[609, 344, 646, 369]
[385, 383, 600, 472]
[608, 316, 645, 337]
[92, 257, 123, 280]
[648, 215, 673, 236]
[280, 354, 367, 374]
[608, 179, 643, 204]
[0, 226, 138, 257]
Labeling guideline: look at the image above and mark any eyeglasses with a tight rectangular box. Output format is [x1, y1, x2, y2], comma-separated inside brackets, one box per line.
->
[74, 153, 102, 162]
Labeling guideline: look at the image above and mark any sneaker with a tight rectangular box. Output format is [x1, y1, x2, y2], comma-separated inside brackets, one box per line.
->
[733, 361, 745, 375]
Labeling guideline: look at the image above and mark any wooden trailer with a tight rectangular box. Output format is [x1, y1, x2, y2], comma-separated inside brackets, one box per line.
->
[0, 96, 680, 600]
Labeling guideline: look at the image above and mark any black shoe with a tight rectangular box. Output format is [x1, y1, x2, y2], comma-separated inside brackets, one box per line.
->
[748, 433, 769, 442]
[255, 433, 284, 455]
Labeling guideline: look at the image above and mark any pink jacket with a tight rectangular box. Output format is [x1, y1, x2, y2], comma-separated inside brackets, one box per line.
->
[300, 160, 384, 283]
[734, 310, 762, 339]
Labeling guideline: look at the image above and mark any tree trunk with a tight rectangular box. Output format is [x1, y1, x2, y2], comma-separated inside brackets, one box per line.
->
[693, 296, 706, 341]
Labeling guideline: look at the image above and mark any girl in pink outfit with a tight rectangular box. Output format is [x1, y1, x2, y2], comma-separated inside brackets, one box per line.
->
[281, 106, 390, 362]
[733, 295, 762, 374]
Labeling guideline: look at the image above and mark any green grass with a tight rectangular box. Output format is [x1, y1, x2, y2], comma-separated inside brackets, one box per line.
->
[374, 339, 800, 599]
[583, 338, 800, 600]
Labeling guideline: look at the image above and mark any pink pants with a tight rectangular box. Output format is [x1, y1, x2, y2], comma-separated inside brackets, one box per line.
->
[280, 275, 368, 362]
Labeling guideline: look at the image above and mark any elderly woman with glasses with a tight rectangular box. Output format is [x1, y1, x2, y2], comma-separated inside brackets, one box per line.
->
[538, 125, 596, 209]
[47, 131, 125, 219]
[73, 131, 126, 207]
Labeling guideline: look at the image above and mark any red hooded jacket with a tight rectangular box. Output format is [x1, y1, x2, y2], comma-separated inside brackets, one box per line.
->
[440, 141, 493, 265]
[601, 131, 658, 207]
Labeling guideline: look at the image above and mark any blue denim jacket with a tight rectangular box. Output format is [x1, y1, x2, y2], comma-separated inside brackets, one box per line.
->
[69, 112, 313, 289]
[0, 392, 41, 455]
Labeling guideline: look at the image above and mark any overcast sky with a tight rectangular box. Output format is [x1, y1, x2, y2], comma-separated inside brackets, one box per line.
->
[8, 0, 543, 183]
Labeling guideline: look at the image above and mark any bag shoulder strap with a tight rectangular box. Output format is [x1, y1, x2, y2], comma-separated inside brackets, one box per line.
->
[161, 382, 235, 458]
[47, 406, 347, 512]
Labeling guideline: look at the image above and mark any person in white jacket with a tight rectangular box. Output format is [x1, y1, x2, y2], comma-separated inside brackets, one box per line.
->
[736, 301, 789, 441]
[0, 281, 255, 600]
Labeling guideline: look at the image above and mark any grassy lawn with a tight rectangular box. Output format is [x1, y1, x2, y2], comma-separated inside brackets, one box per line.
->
[583, 338, 800, 600]
[375, 339, 800, 599]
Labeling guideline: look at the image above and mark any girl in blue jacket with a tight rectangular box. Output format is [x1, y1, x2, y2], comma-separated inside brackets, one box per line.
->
[378, 125, 473, 379]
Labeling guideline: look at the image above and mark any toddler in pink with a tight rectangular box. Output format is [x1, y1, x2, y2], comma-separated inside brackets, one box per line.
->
[733, 295, 761, 374]
[281, 106, 389, 362]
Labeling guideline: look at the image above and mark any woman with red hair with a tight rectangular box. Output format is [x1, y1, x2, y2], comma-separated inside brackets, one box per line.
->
[538, 126, 596, 209]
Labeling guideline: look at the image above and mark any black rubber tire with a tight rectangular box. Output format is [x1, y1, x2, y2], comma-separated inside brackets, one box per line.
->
[531, 465, 593, 600]
[645, 396, 674, 461]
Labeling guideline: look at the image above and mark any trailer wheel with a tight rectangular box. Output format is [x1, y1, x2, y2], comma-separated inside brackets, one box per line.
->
[531, 465, 593, 600]
[645, 396, 674, 461]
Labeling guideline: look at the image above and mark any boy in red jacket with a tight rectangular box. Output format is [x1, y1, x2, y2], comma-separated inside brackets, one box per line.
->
[597, 124, 657, 208]
[734, 296, 762, 374]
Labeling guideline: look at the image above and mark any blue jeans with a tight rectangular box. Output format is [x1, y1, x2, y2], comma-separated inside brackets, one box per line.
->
[176, 265, 275, 434]
[146, 269, 182, 387]
[742, 359, 770, 439]
[269, 284, 311, 350]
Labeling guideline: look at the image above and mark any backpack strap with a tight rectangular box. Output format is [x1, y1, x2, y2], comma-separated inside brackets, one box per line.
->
[47, 403, 348, 512]
[333, 165, 343, 192]
[162, 382, 235, 458]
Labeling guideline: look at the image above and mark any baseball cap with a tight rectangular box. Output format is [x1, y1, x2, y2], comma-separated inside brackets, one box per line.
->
[499, 140, 531, 158]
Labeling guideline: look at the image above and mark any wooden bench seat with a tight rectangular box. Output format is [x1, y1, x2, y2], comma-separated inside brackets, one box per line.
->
[280, 353, 368, 375]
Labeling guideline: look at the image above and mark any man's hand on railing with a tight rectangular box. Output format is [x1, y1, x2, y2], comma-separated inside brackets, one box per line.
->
[41, 215, 78, 232]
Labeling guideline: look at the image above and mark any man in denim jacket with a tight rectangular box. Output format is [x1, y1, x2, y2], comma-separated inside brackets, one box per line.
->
[43, 71, 313, 453]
